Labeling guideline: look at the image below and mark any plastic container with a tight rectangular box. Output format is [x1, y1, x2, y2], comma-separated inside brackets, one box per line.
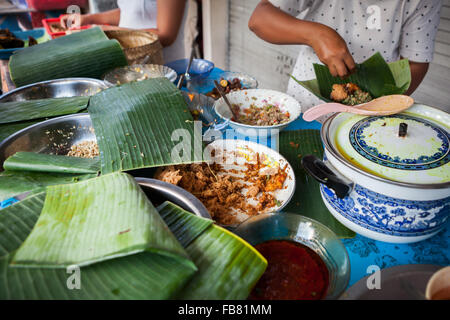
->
[42, 17, 91, 39]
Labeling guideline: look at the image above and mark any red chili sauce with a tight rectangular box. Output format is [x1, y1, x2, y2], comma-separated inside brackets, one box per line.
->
[249, 240, 329, 300]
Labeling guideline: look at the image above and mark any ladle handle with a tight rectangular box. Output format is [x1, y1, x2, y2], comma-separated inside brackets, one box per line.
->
[302, 155, 354, 199]
[302, 103, 348, 122]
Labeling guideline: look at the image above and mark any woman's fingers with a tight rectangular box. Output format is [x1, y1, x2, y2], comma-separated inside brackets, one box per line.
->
[329, 64, 339, 77]
[60, 15, 68, 29]
[344, 54, 356, 74]
[333, 59, 350, 78]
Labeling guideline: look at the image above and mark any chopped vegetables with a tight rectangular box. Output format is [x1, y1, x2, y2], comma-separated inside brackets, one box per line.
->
[232, 103, 290, 126]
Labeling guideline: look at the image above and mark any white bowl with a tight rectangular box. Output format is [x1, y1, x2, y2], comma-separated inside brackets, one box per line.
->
[205, 139, 296, 227]
[213, 89, 301, 137]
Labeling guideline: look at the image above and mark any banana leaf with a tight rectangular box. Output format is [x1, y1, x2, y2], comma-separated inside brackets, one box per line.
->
[0, 192, 196, 299]
[11, 172, 190, 268]
[3, 152, 100, 174]
[0, 119, 42, 143]
[0, 96, 89, 124]
[292, 52, 411, 102]
[158, 201, 268, 300]
[279, 129, 355, 238]
[157, 201, 213, 247]
[9, 27, 127, 87]
[0, 170, 96, 203]
[88, 78, 204, 174]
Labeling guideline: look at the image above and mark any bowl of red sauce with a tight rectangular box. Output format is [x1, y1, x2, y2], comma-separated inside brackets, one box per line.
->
[234, 213, 350, 300]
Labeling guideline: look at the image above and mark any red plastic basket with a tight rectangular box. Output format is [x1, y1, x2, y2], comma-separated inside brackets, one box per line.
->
[42, 17, 92, 39]
[27, 0, 87, 11]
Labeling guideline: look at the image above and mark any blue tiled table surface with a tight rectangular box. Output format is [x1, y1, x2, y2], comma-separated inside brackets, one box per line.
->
[187, 67, 450, 287]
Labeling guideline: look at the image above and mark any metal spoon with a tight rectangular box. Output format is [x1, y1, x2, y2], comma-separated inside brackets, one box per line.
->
[302, 95, 414, 122]
[177, 47, 195, 89]
[213, 80, 240, 121]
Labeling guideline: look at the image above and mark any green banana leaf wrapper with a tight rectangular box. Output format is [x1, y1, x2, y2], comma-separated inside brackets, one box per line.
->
[0, 173, 266, 299]
[9, 27, 127, 87]
[291, 52, 411, 103]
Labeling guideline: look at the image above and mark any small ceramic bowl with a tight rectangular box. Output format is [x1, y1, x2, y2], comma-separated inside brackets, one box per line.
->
[234, 212, 350, 299]
[214, 89, 301, 137]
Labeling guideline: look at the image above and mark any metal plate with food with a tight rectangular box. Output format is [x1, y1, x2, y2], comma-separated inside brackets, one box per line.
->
[103, 64, 177, 86]
[155, 139, 296, 227]
[214, 89, 302, 136]
[0, 113, 97, 166]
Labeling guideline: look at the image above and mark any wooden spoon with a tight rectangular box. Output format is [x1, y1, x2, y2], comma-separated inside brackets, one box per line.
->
[302, 95, 414, 122]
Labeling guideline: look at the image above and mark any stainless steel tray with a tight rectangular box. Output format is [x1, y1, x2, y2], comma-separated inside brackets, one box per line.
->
[0, 113, 95, 165]
[0, 78, 107, 102]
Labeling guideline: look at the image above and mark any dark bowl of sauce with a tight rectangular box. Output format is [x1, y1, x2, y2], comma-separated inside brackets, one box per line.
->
[234, 213, 350, 300]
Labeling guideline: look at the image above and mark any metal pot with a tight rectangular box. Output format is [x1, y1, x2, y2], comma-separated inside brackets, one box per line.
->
[0, 113, 94, 167]
[303, 104, 450, 243]
[0, 78, 107, 102]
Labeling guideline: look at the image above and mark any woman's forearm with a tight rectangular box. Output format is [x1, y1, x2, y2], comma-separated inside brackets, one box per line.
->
[405, 60, 429, 95]
[248, 0, 317, 46]
[249, 0, 356, 77]
[84, 8, 121, 26]
[143, 0, 186, 47]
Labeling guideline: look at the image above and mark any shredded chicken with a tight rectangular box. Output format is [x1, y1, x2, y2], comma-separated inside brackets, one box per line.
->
[155, 155, 288, 226]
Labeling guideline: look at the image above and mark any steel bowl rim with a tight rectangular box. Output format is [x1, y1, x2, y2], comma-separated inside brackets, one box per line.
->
[0, 113, 92, 155]
[0, 78, 108, 101]
[135, 177, 212, 219]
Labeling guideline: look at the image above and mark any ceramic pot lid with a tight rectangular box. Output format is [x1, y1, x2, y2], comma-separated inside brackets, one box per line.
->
[333, 106, 450, 185]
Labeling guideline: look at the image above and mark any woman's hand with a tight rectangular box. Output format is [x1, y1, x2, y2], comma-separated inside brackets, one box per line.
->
[60, 9, 121, 30]
[309, 24, 356, 78]
[60, 14, 90, 29]
[249, 0, 356, 78]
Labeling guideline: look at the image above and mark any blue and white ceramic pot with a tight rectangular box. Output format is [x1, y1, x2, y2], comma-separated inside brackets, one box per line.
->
[303, 104, 450, 243]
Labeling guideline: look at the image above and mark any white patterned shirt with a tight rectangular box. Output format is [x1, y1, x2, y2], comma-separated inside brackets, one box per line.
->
[269, 0, 442, 112]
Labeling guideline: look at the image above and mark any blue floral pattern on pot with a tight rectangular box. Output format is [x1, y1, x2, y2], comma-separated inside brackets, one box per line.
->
[349, 114, 450, 170]
[321, 184, 450, 237]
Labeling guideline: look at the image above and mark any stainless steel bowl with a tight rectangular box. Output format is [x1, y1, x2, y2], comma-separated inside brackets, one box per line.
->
[0, 113, 95, 166]
[0, 113, 212, 220]
[0, 78, 107, 102]
[136, 178, 211, 219]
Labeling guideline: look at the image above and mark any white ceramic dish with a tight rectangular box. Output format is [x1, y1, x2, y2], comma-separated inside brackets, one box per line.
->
[204, 139, 296, 227]
[213, 89, 301, 137]
[303, 103, 450, 244]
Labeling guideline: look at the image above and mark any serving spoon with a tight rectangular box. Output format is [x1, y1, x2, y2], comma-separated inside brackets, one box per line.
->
[213, 80, 241, 121]
[302, 94, 414, 122]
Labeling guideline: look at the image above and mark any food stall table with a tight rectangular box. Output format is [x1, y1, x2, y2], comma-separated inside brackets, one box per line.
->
[203, 67, 450, 289]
